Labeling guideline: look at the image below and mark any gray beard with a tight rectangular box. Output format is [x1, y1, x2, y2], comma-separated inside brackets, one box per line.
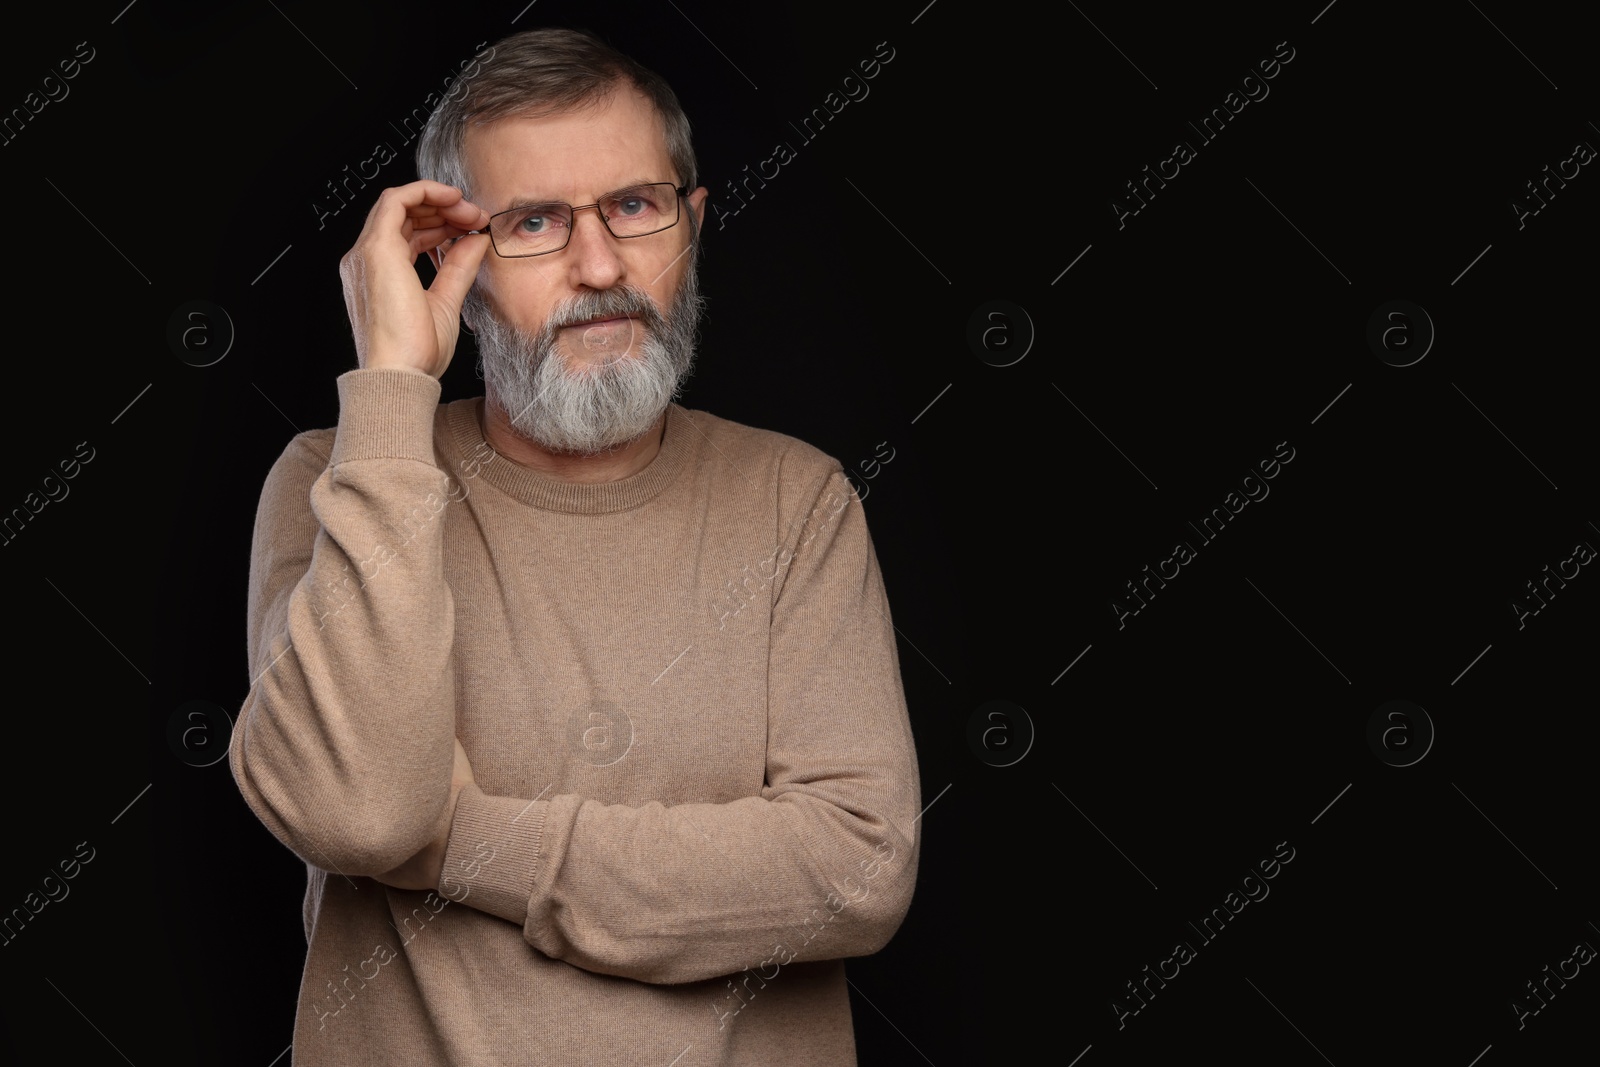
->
[466, 249, 704, 456]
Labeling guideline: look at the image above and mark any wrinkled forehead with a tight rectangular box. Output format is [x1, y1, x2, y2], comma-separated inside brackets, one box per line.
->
[462, 88, 676, 209]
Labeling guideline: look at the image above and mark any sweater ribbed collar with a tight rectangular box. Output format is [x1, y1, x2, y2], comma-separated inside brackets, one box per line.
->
[441, 397, 697, 515]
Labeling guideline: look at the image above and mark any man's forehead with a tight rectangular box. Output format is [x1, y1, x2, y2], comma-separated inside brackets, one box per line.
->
[463, 89, 675, 203]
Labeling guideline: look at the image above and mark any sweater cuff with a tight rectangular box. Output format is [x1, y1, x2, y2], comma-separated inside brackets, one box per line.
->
[438, 784, 546, 927]
[330, 369, 442, 465]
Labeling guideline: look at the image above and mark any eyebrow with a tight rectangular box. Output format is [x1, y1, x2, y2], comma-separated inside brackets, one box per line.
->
[498, 179, 666, 212]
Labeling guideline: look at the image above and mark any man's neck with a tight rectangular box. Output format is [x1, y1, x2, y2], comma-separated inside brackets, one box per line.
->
[479, 400, 668, 485]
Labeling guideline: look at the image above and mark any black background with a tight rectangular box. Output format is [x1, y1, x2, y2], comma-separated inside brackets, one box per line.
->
[1, 0, 1594, 1064]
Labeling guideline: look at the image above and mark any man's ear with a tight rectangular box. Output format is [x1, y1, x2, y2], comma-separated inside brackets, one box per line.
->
[688, 186, 709, 231]
[458, 276, 484, 336]
[429, 238, 454, 273]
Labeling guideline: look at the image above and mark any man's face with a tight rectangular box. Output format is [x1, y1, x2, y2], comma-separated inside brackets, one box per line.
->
[457, 87, 709, 456]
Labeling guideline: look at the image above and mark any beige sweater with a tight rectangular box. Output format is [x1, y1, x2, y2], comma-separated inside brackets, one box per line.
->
[228, 369, 921, 1066]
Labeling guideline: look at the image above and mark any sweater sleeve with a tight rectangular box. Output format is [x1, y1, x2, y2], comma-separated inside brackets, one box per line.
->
[228, 369, 461, 876]
[437, 468, 922, 985]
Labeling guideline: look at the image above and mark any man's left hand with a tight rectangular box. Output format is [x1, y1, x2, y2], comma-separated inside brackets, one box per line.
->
[374, 737, 477, 892]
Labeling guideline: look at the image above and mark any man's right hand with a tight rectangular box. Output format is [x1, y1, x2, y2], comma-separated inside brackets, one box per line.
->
[339, 180, 493, 379]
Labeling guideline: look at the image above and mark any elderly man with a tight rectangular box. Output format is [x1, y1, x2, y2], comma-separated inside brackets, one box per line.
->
[228, 26, 920, 1066]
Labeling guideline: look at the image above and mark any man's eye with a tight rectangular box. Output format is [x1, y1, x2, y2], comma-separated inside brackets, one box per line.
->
[518, 213, 552, 233]
[616, 197, 648, 217]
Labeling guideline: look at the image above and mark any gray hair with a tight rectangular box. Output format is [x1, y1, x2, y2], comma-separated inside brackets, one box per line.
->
[416, 28, 698, 202]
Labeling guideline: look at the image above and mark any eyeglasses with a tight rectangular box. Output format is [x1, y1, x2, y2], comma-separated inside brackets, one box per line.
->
[478, 182, 689, 258]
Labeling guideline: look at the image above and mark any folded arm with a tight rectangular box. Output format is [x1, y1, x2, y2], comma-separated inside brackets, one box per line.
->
[437, 469, 923, 984]
[229, 370, 461, 876]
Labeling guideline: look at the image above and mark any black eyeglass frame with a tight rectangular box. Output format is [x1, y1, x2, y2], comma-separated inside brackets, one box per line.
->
[476, 182, 691, 258]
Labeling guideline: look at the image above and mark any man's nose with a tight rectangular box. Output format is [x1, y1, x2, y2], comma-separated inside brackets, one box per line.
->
[564, 205, 625, 289]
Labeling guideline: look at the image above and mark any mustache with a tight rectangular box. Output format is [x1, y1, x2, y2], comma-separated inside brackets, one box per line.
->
[544, 286, 665, 334]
